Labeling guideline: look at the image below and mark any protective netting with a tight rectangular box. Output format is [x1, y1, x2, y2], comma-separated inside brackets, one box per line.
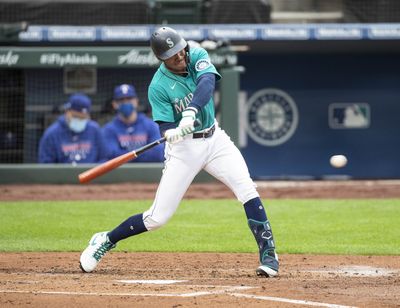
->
[0, 67, 156, 163]
[270, 0, 400, 23]
[0, 69, 25, 163]
[0, 65, 224, 163]
[1, 0, 399, 164]
[343, 0, 400, 23]
[270, 0, 343, 12]
[1, 0, 400, 25]
[0, 1, 153, 25]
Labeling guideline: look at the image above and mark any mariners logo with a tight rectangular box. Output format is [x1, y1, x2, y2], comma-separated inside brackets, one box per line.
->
[246, 88, 298, 146]
[195, 59, 211, 71]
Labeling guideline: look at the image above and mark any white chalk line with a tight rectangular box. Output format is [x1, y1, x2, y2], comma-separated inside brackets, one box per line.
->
[0, 287, 357, 307]
[230, 293, 357, 308]
[306, 266, 399, 277]
[0, 286, 251, 298]
[117, 279, 187, 284]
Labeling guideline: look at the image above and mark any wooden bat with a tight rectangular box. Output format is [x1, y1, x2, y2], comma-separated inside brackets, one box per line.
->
[78, 137, 166, 183]
[78, 120, 200, 183]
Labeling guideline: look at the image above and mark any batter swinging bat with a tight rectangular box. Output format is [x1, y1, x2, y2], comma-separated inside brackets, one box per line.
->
[78, 120, 200, 183]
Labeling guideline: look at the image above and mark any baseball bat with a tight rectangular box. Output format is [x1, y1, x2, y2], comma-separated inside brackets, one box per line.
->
[78, 137, 166, 183]
[78, 120, 201, 183]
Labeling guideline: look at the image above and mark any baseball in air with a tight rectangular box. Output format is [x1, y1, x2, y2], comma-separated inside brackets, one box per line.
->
[330, 155, 348, 168]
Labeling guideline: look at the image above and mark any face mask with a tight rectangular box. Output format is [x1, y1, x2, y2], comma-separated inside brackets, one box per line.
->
[69, 117, 88, 133]
[118, 102, 135, 118]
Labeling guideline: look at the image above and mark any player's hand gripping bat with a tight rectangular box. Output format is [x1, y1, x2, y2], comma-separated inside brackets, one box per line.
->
[78, 120, 200, 183]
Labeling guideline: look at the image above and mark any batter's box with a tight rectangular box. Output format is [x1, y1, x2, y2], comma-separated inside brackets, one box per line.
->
[115, 279, 254, 296]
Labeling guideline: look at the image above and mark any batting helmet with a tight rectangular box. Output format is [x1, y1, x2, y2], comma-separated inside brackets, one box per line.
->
[150, 26, 188, 61]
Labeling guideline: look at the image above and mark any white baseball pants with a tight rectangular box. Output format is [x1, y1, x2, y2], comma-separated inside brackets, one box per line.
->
[143, 122, 259, 231]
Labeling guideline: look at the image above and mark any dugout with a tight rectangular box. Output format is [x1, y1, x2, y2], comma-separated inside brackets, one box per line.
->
[1, 24, 400, 182]
[0, 43, 241, 165]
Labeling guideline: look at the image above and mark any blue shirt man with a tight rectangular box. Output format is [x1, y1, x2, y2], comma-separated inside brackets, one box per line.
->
[38, 93, 108, 164]
[102, 84, 164, 162]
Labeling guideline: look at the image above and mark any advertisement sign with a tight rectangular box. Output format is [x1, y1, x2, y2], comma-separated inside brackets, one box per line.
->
[0, 47, 236, 68]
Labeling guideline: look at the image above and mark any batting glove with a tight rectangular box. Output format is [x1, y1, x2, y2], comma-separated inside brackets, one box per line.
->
[178, 107, 197, 136]
[165, 128, 184, 144]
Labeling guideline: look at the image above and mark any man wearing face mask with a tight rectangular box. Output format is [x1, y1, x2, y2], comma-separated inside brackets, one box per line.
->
[38, 93, 107, 164]
[102, 84, 164, 162]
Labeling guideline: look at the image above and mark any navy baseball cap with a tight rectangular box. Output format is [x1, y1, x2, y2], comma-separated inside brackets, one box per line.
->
[64, 93, 91, 114]
[113, 84, 137, 100]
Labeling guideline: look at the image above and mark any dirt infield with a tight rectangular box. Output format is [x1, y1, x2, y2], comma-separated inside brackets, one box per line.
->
[1, 253, 399, 307]
[1, 180, 400, 307]
[2, 180, 400, 201]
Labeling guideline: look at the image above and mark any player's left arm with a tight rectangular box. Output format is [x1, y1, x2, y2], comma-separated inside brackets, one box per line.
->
[178, 74, 216, 134]
[189, 47, 221, 111]
[186, 73, 215, 112]
[178, 48, 221, 134]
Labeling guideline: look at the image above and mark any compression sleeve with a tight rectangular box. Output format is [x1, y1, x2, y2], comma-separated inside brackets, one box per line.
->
[157, 121, 177, 137]
[187, 73, 215, 111]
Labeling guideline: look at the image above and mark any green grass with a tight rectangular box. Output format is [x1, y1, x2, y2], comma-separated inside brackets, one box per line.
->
[0, 199, 399, 255]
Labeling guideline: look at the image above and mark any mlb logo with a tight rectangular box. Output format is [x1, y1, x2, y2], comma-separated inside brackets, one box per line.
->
[329, 103, 370, 129]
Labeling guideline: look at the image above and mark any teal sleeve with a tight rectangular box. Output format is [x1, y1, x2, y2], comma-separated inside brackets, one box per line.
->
[148, 86, 175, 123]
[191, 48, 222, 81]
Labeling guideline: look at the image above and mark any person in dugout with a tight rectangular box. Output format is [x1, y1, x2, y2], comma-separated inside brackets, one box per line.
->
[102, 84, 164, 162]
[38, 93, 107, 164]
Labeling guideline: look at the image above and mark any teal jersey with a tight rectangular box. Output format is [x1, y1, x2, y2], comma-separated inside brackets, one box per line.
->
[148, 47, 221, 131]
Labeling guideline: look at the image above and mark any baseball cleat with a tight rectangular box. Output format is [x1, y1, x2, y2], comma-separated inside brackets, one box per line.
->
[256, 266, 278, 277]
[247, 219, 279, 278]
[79, 231, 115, 273]
[256, 252, 279, 278]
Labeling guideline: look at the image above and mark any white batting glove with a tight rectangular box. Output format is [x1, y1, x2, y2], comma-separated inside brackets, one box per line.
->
[164, 128, 184, 144]
[178, 108, 197, 136]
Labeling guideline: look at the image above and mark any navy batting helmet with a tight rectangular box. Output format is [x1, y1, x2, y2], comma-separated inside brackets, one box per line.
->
[150, 26, 188, 60]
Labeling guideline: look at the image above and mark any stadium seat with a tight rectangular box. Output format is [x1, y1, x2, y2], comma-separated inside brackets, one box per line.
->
[151, 0, 204, 24]
[0, 0, 152, 25]
[343, 0, 400, 22]
[203, 0, 272, 24]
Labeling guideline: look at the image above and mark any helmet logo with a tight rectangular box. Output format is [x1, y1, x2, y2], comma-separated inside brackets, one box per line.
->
[166, 38, 174, 48]
[121, 84, 130, 94]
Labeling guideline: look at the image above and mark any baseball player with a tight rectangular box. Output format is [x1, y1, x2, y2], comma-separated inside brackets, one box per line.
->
[102, 84, 164, 162]
[80, 27, 279, 277]
[38, 93, 108, 164]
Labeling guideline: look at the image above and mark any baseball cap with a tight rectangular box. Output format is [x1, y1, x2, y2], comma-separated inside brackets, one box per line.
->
[64, 93, 91, 114]
[113, 84, 137, 100]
